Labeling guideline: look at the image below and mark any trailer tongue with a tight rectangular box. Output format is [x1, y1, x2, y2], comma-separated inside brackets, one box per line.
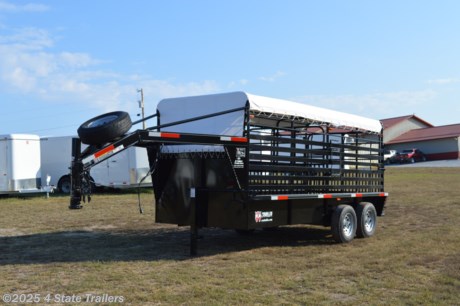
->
[69, 92, 388, 255]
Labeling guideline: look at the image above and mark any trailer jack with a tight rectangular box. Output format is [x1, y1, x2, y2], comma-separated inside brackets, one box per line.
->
[69, 137, 90, 209]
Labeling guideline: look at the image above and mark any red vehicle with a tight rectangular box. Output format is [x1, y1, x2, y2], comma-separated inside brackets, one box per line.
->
[398, 149, 427, 163]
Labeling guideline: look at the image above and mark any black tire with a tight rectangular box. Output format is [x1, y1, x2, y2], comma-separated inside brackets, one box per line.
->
[78, 111, 132, 145]
[57, 175, 95, 194]
[331, 205, 357, 243]
[57, 176, 71, 193]
[356, 202, 377, 238]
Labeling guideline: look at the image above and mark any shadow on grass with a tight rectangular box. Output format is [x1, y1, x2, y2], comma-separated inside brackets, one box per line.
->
[0, 226, 333, 264]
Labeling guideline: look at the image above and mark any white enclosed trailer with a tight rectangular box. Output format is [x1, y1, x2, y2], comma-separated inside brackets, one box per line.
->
[40, 136, 151, 193]
[0, 134, 42, 194]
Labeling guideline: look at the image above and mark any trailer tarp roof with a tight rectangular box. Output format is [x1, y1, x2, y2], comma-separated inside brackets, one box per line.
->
[157, 92, 382, 135]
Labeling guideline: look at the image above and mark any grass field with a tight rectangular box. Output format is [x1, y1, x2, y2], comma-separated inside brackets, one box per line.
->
[1, 168, 459, 305]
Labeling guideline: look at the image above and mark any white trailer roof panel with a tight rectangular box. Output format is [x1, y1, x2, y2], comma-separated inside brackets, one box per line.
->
[157, 92, 382, 135]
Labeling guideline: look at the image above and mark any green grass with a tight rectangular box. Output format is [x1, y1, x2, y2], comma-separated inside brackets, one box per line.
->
[1, 168, 459, 305]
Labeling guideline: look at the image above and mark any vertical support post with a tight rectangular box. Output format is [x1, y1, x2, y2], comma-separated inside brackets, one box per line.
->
[137, 88, 146, 129]
[69, 138, 83, 209]
[379, 129, 385, 192]
[190, 187, 198, 256]
[243, 101, 251, 196]
[340, 134, 345, 192]
[355, 133, 359, 191]
[289, 121, 295, 193]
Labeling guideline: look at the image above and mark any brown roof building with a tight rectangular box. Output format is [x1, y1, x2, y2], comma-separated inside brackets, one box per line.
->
[380, 115, 433, 143]
[381, 115, 460, 160]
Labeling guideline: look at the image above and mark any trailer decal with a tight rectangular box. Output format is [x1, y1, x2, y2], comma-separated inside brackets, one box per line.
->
[255, 211, 273, 223]
[233, 147, 246, 169]
[233, 159, 244, 169]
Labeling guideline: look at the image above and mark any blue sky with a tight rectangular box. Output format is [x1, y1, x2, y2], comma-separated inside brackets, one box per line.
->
[1, 0, 459, 136]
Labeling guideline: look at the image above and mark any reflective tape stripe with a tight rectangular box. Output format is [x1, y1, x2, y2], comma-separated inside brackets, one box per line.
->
[231, 137, 248, 142]
[261, 192, 388, 202]
[83, 144, 124, 165]
[149, 132, 161, 137]
[161, 132, 180, 139]
[94, 144, 115, 158]
[149, 132, 180, 139]
[220, 136, 248, 142]
[270, 195, 289, 201]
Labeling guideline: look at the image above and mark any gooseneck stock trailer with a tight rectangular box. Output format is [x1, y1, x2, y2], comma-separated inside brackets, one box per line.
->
[69, 92, 388, 255]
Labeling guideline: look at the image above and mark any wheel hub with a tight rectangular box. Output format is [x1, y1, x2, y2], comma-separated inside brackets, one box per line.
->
[364, 210, 375, 232]
[342, 213, 354, 237]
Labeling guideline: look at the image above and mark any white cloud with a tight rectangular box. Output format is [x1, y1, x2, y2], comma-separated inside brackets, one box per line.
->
[0, 26, 220, 114]
[294, 90, 437, 119]
[58, 52, 100, 68]
[0, 27, 53, 51]
[227, 79, 249, 89]
[259, 71, 286, 82]
[0, 1, 49, 12]
[426, 78, 460, 85]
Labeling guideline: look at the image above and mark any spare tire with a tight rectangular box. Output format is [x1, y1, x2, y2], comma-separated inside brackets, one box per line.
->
[78, 111, 132, 145]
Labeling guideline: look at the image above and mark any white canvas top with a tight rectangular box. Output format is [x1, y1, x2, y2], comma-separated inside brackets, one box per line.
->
[157, 91, 382, 135]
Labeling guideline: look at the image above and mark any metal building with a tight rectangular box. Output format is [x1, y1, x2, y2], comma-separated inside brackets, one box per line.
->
[381, 115, 460, 160]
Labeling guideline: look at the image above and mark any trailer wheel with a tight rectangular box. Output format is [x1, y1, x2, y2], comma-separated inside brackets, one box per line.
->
[78, 111, 132, 145]
[331, 205, 357, 243]
[57, 176, 71, 193]
[57, 175, 95, 194]
[356, 202, 377, 238]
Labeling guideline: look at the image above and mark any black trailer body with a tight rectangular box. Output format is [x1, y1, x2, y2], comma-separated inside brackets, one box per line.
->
[149, 129, 386, 228]
[70, 92, 388, 254]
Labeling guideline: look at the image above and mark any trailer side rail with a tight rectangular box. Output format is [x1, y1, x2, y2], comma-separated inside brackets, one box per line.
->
[253, 192, 388, 201]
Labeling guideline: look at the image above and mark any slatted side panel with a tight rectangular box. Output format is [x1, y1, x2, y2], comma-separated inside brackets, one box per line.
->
[248, 128, 383, 195]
